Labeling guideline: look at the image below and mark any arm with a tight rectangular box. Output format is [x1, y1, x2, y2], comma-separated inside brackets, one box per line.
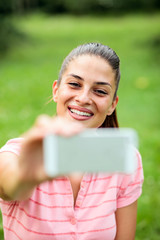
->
[0, 152, 37, 201]
[115, 201, 137, 240]
[0, 115, 84, 201]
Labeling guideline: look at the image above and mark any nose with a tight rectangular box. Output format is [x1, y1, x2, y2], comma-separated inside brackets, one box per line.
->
[75, 89, 92, 105]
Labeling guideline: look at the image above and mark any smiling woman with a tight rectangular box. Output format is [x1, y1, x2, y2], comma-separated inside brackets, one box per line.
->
[53, 54, 119, 128]
[0, 43, 143, 240]
[55, 43, 120, 128]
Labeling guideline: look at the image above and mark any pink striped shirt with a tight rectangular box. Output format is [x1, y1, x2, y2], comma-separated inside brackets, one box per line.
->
[0, 138, 144, 240]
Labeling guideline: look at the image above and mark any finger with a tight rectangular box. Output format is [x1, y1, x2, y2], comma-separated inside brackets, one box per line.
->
[21, 115, 55, 140]
[22, 116, 84, 141]
[49, 117, 84, 137]
[34, 114, 54, 128]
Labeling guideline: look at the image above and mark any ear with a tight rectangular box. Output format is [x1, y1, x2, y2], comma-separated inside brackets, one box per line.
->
[52, 80, 59, 102]
[107, 96, 119, 116]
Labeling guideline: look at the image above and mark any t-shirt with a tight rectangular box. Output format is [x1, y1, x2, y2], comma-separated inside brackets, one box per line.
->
[0, 138, 144, 240]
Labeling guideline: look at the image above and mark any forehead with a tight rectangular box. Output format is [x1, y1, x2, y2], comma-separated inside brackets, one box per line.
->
[62, 55, 115, 83]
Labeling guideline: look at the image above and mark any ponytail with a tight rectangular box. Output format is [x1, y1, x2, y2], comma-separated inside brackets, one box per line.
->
[99, 109, 119, 128]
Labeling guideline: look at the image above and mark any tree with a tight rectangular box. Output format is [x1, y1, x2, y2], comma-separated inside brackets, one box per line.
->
[0, 0, 27, 55]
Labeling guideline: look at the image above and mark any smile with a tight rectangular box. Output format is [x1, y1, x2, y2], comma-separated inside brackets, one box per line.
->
[68, 105, 94, 121]
[70, 108, 92, 117]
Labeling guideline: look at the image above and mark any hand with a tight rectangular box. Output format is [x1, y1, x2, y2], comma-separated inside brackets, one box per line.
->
[19, 115, 84, 185]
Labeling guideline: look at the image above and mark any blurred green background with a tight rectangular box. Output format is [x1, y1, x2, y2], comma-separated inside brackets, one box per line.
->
[0, 0, 160, 239]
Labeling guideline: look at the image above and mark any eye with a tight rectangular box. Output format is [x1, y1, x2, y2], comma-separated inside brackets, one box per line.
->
[68, 82, 81, 88]
[94, 89, 108, 96]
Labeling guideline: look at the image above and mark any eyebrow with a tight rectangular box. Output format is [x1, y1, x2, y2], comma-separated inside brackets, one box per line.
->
[67, 74, 84, 81]
[67, 73, 112, 88]
[95, 82, 112, 88]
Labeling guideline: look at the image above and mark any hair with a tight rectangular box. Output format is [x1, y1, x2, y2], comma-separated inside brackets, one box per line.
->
[57, 43, 120, 128]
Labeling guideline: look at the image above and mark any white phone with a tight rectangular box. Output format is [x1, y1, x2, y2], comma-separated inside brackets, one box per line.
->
[43, 128, 138, 177]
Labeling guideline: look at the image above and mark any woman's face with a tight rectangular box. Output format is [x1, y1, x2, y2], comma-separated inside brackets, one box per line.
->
[53, 55, 118, 128]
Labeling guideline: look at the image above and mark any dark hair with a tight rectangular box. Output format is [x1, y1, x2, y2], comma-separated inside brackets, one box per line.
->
[58, 43, 120, 128]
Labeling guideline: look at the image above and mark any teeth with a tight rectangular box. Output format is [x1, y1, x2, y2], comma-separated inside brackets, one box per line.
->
[70, 108, 92, 116]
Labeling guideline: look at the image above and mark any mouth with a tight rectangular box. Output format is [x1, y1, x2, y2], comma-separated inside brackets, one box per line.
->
[68, 105, 94, 120]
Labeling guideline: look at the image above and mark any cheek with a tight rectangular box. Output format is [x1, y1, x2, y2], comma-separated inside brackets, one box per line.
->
[96, 99, 110, 115]
[57, 87, 71, 102]
[56, 88, 73, 113]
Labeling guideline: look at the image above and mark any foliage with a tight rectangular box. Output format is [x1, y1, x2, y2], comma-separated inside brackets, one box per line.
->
[0, 16, 27, 55]
[0, 12, 160, 239]
[0, 0, 160, 15]
[39, 0, 160, 14]
[0, 0, 27, 55]
[0, 0, 159, 54]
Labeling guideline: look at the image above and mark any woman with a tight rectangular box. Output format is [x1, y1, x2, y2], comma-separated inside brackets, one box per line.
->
[0, 43, 143, 240]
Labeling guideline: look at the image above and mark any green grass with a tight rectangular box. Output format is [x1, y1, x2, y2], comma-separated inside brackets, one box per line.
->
[0, 12, 160, 239]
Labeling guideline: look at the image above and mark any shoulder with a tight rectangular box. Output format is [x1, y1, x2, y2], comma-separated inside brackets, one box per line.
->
[0, 138, 24, 156]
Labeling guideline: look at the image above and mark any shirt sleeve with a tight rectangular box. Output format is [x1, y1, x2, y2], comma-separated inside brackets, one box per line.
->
[117, 150, 144, 208]
[0, 138, 24, 156]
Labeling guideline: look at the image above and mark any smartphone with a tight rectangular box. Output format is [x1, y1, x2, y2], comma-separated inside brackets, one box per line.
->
[43, 128, 138, 177]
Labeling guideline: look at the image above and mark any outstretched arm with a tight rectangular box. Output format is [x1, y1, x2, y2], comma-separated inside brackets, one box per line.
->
[0, 115, 83, 201]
